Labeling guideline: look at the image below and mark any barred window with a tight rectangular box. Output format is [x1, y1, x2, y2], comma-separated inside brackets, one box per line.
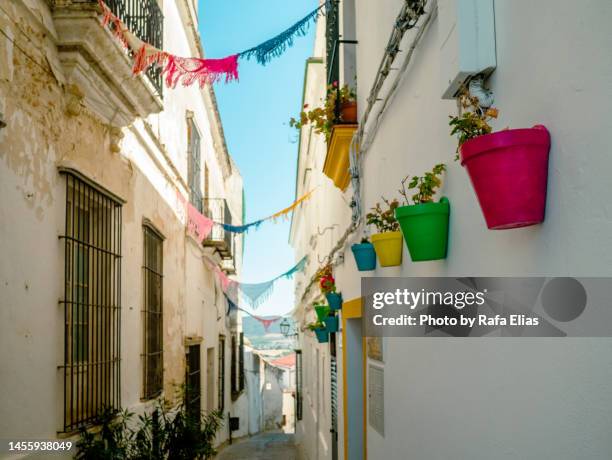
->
[186, 344, 201, 423]
[187, 118, 202, 213]
[60, 171, 122, 432]
[142, 224, 163, 400]
[218, 336, 225, 411]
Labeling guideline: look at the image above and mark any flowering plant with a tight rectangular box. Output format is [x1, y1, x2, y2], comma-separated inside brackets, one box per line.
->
[366, 198, 400, 233]
[289, 82, 356, 139]
[317, 264, 336, 294]
[449, 89, 499, 160]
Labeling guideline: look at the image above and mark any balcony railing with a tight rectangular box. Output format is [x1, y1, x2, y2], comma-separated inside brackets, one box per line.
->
[100, 0, 164, 95]
[203, 198, 233, 258]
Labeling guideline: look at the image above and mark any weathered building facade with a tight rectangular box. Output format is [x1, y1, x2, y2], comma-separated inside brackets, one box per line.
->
[0, 0, 247, 445]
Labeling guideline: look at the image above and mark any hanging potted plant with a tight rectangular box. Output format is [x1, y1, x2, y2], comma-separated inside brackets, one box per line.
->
[314, 303, 330, 322]
[450, 90, 550, 230]
[289, 82, 357, 140]
[395, 164, 450, 262]
[366, 199, 403, 267]
[323, 312, 339, 333]
[351, 237, 377, 271]
[307, 321, 328, 343]
[318, 265, 342, 310]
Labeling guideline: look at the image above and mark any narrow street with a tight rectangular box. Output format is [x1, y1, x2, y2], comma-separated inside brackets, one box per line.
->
[216, 432, 301, 460]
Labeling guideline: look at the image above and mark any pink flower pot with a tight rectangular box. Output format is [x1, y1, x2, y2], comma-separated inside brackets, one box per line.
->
[460, 125, 551, 230]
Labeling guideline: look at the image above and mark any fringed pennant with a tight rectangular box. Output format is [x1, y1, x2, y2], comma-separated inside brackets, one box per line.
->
[238, 281, 276, 309]
[269, 189, 315, 221]
[98, 0, 326, 88]
[163, 54, 239, 88]
[177, 191, 214, 243]
[239, 4, 326, 65]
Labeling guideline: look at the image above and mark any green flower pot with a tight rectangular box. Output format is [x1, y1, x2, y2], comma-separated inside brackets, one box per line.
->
[395, 197, 450, 262]
[315, 305, 329, 322]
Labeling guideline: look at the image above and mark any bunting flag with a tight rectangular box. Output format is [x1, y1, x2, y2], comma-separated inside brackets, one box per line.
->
[226, 294, 285, 332]
[205, 255, 308, 308]
[98, 0, 326, 88]
[176, 189, 315, 242]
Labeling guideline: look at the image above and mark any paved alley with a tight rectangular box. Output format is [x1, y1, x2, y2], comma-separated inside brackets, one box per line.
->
[216, 432, 301, 460]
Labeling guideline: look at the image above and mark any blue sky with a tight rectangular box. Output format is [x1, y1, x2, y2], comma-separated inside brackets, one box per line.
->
[199, 0, 317, 317]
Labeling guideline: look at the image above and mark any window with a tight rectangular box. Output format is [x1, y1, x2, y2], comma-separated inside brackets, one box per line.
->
[296, 349, 303, 420]
[188, 118, 202, 212]
[239, 332, 245, 392]
[60, 171, 122, 432]
[231, 334, 237, 396]
[186, 344, 201, 423]
[218, 336, 225, 411]
[142, 224, 163, 400]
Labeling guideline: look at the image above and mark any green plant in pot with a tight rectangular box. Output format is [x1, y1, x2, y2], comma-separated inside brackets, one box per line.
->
[314, 303, 330, 322]
[318, 265, 342, 310]
[351, 236, 377, 271]
[307, 320, 328, 343]
[366, 198, 403, 267]
[449, 88, 550, 229]
[289, 82, 357, 140]
[395, 164, 450, 262]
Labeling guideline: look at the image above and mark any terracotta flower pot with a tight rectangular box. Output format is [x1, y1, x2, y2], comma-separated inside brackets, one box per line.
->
[460, 125, 551, 230]
[370, 231, 403, 267]
[340, 101, 357, 123]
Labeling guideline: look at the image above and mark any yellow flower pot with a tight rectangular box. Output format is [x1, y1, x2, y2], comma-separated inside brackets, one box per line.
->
[370, 231, 403, 267]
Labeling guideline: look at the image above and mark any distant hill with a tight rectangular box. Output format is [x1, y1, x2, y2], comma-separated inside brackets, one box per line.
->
[242, 315, 294, 337]
[242, 316, 296, 351]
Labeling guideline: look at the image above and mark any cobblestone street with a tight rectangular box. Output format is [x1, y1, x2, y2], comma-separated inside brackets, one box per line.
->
[216, 432, 301, 460]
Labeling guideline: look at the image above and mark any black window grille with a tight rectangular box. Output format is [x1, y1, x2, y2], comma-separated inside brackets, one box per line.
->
[60, 171, 122, 433]
[239, 332, 245, 392]
[188, 119, 203, 213]
[296, 349, 303, 421]
[231, 335, 237, 396]
[186, 344, 201, 424]
[103, 0, 164, 96]
[142, 224, 163, 400]
[218, 336, 225, 411]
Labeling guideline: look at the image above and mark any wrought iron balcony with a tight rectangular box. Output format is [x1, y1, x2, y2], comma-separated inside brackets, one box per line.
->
[50, 0, 164, 127]
[202, 198, 233, 258]
[103, 0, 164, 95]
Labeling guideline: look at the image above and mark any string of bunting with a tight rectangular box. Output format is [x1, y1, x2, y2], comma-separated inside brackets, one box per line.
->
[204, 255, 308, 308]
[225, 295, 286, 332]
[98, 0, 327, 88]
[176, 189, 315, 243]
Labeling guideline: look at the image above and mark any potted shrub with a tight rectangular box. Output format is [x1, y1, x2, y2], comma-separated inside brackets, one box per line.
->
[351, 237, 377, 271]
[314, 304, 330, 322]
[289, 82, 357, 140]
[318, 266, 342, 310]
[366, 199, 403, 267]
[307, 321, 328, 343]
[324, 313, 339, 333]
[450, 90, 550, 229]
[395, 164, 450, 262]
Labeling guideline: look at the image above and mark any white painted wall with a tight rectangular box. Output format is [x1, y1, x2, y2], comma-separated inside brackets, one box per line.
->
[0, 0, 244, 447]
[292, 0, 612, 459]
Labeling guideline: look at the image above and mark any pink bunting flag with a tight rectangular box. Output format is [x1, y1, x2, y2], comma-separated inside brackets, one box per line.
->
[98, 0, 239, 89]
[176, 191, 214, 243]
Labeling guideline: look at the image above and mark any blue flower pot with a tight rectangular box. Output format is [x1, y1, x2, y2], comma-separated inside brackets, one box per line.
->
[314, 328, 329, 343]
[326, 292, 343, 311]
[351, 243, 376, 271]
[324, 315, 339, 333]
